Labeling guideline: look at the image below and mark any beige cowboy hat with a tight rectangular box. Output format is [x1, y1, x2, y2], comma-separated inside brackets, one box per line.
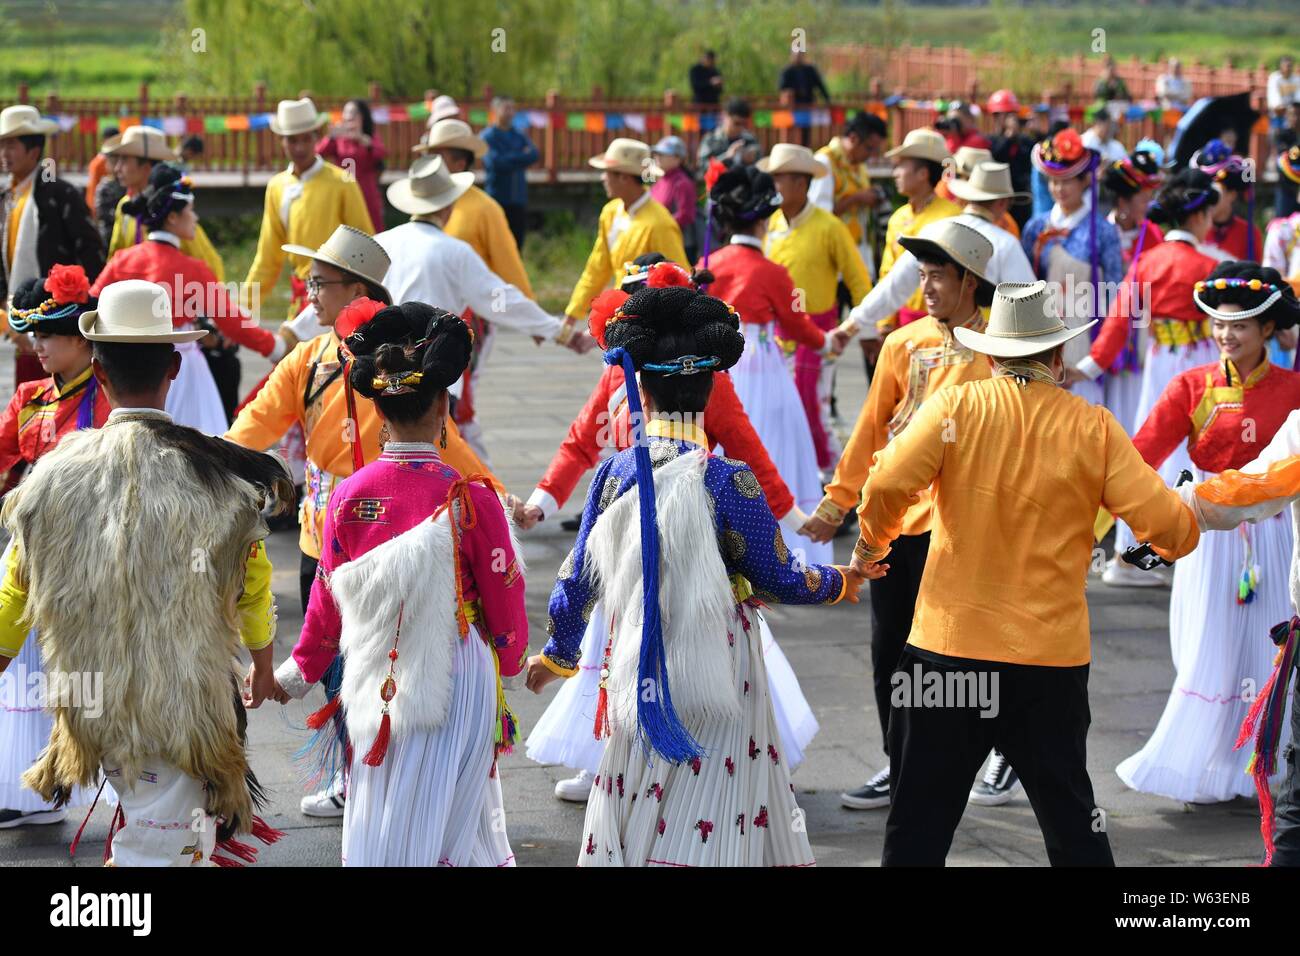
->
[589, 137, 663, 179]
[948, 160, 1032, 204]
[79, 280, 205, 344]
[282, 225, 393, 304]
[757, 142, 828, 178]
[954, 280, 1097, 358]
[949, 146, 993, 179]
[412, 118, 486, 158]
[386, 154, 475, 216]
[100, 125, 169, 160]
[898, 218, 995, 300]
[885, 127, 951, 164]
[0, 105, 58, 139]
[269, 98, 327, 137]
[429, 95, 460, 125]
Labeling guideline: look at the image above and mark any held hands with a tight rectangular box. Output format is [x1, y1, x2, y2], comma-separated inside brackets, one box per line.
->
[799, 512, 842, 544]
[824, 326, 854, 359]
[506, 494, 544, 530]
[243, 660, 288, 708]
[566, 329, 598, 355]
[847, 552, 890, 585]
[523, 654, 562, 694]
[831, 564, 880, 603]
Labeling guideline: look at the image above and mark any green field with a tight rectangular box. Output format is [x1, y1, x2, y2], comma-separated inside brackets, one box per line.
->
[3, 1, 1298, 100]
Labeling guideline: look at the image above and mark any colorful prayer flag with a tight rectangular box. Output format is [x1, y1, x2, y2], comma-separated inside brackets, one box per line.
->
[469, 108, 489, 126]
[666, 113, 684, 131]
[407, 103, 429, 121]
[584, 112, 605, 133]
[389, 106, 409, 122]
[679, 113, 699, 132]
[225, 115, 251, 131]
[624, 113, 646, 133]
[527, 110, 549, 128]
[645, 114, 664, 131]
[78, 116, 98, 134]
[185, 116, 205, 134]
[162, 115, 187, 136]
[752, 110, 773, 128]
[771, 110, 794, 130]
[566, 112, 586, 131]
[204, 115, 227, 133]
[605, 113, 625, 130]
[699, 112, 718, 131]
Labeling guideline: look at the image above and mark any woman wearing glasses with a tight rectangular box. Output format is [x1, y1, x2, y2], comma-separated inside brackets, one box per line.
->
[90, 163, 284, 433]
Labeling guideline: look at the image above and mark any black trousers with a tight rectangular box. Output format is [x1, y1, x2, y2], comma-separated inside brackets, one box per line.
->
[867, 532, 930, 757]
[1272, 677, 1300, 866]
[502, 203, 528, 250]
[882, 646, 1115, 867]
[299, 552, 318, 615]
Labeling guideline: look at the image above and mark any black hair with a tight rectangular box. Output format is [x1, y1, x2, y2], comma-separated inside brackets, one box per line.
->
[725, 98, 751, 120]
[346, 302, 472, 424]
[913, 249, 996, 308]
[445, 146, 476, 170]
[15, 134, 44, 154]
[10, 277, 97, 338]
[102, 126, 119, 140]
[846, 111, 887, 140]
[710, 165, 781, 235]
[1149, 168, 1217, 228]
[1047, 119, 1070, 138]
[1215, 164, 1250, 195]
[92, 342, 176, 394]
[1198, 261, 1300, 331]
[603, 286, 744, 415]
[345, 98, 375, 138]
[919, 158, 945, 188]
[181, 135, 204, 155]
[121, 162, 191, 229]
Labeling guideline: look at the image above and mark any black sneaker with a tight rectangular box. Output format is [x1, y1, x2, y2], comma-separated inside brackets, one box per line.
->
[560, 514, 582, 532]
[840, 765, 890, 809]
[968, 750, 1022, 806]
[0, 807, 67, 829]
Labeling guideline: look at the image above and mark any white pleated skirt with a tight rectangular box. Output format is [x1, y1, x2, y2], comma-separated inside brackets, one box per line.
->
[1104, 369, 1144, 435]
[1115, 337, 1219, 553]
[526, 603, 819, 775]
[164, 339, 229, 436]
[342, 624, 515, 866]
[731, 323, 833, 567]
[578, 601, 815, 867]
[0, 632, 91, 812]
[1117, 511, 1295, 803]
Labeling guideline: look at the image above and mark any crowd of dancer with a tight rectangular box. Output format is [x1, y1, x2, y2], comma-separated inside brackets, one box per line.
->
[0, 88, 1298, 868]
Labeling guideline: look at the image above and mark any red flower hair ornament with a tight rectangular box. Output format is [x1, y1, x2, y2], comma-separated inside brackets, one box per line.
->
[335, 297, 388, 349]
[587, 289, 629, 349]
[44, 264, 90, 305]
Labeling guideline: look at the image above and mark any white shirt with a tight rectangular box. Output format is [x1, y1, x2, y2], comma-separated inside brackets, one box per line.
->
[607, 190, 651, 252]
[1155, 73, 1191, 108]
[846, 209, 1036, 338]
[1080, 129, 1128, 166]
[808, 154, 835, 212]
[374, 220, 562, 397]
[1268, 70, 1300, 112]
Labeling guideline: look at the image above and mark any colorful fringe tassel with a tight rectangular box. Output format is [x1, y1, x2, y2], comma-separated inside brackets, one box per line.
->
[1233, 616, 1298, 866]
[1236, 525, 1260, 605]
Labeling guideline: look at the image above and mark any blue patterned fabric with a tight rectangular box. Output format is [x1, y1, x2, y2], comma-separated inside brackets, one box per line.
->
[542, 437, 844, 670]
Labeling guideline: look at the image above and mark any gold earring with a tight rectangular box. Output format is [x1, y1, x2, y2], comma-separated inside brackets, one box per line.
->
[439, 423, 447, 449]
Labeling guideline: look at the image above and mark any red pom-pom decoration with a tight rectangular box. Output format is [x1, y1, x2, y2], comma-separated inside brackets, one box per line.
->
[704, 157, 728, 192]
[335, 297, 387, 342]
[645, 261, 691, 289]
[587, 288, 629, 349]
[1052, 128, 1084, 163]
[45, 264, 90, 305]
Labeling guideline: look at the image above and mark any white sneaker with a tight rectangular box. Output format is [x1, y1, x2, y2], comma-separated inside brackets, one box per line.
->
[968, 751, 1023, 806]
[554, 768, 595, 803]
[0, 807, 67, 829]
[1101, 556, 1168, 588]
[300, 774, 346, 818]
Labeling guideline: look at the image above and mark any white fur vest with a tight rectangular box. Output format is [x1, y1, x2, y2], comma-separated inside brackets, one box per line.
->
[3, 416, 281, 828]
[584, 449, 741, 733]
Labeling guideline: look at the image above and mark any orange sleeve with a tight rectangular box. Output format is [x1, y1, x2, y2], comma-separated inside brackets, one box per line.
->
[823, 335, 904, 511]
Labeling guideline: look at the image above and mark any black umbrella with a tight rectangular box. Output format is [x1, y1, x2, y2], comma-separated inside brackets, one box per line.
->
[1168, 92, 1259, 169]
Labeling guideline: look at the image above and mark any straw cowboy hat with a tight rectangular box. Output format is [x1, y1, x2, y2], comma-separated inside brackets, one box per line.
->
[429, 95, 460, 125]
[756, 142, 828, 178]
[0, 105, 58, 139]
[947, 160, 1032, 204]
[412, 118, 487, 158]
[100, 125, 169, 160]
[282, 225, 393, 303]
[885, 127, 951, 164]
[589, 138, 663, 179]
[269, 98, 327, 137]
[898, 219, 995, 300]
[954, 280, 1097, 358]
[79, 280, 204, 344]
[949, 146, 993, 179]
[386, 154, 475, 216]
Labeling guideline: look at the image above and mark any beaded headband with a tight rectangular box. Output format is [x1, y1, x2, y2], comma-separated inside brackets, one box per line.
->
[1193, 278, 1285, 321]
[7, 298, 79, 332]
[642, 354, 721, 376]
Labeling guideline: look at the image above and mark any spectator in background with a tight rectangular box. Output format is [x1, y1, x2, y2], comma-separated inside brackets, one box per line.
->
[938, 102, 990, 153]
[811, 111, 886, 270]
[83, 126, 117, 211]
[689, 49, 723, 105]
[1267, 56, 1300, 117]
[779, 50, 831, 105]
[1093, 56, 1131, 103]
[93, 159, 126, 247]
[317, 98, 387, 232]
[481, 96, 540, 250]
[650, 136, 698, 261]
[1155, 57, 1192, 111]
[1273, 104, 1300, 219]
[1031, 119, 1071, 219]
[697, 97, 761, 172]
[176, 135, 205, 170]
[989, 92, 1036, 229]
[1081, 109, 1128, 165]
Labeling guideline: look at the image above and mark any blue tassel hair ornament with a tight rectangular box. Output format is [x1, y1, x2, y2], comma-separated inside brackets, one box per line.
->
[604, 345, 705, 765]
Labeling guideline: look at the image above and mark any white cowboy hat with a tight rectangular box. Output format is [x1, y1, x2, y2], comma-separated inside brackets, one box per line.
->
[949, 146, 994, 179]
[79, 280, 205, 344]
[589, 137, 663, 179]
[429, 95, 460, 125]
[947, 160, 1032, 204]
[885, 127, 951, 164]
[412, 118, 486, 158]
[898, 219, 995, 298]
[757, 142, 828, 178]
[100, 125, 169, 160]
[954, 280, 1097, 358]
[282, 225, 393, 303]
[0, 105, 58, 140]
[386, 154, 475, 216]
[269, 98, 327, 137]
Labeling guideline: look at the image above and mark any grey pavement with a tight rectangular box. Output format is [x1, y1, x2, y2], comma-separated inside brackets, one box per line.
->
[0, 330, 1266, 867]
